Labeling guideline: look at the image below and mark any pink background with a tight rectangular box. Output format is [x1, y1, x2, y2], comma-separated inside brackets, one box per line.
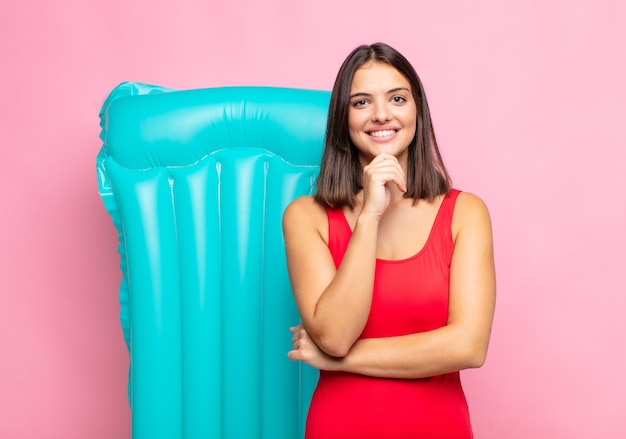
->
[1, 1, 625, 438]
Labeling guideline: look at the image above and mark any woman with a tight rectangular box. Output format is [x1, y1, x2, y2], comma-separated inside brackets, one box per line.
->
[283, 42, 496, 439]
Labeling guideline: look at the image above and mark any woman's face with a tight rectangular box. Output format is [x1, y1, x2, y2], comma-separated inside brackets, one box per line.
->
[347, 61, 417, 166]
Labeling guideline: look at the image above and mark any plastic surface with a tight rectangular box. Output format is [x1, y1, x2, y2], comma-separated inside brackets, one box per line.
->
[97, 82, 330, 439]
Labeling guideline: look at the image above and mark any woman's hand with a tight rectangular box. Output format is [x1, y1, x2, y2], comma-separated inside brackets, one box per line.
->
[361, 153, 407, 218]
[288, 324, 341, 371]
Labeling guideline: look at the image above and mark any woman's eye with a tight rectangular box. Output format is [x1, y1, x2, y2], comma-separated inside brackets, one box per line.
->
[392, 95, 407, 104]
[352, 99, 368, 107]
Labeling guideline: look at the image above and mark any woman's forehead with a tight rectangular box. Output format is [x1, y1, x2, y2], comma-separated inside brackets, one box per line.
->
[350, 62, 411, 93]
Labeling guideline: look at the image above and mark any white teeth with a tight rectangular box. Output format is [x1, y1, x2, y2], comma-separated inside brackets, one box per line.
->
[369, 129, 395, 137]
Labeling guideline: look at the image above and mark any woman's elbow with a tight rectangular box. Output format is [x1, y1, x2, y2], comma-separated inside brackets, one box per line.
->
[315, 334, 354, 358]
[466, 349, 487, 369]
[462, 340, 489, 369]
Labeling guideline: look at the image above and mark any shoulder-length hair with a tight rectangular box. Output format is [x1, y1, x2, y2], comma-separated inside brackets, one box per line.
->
[314, 42, 451, 208]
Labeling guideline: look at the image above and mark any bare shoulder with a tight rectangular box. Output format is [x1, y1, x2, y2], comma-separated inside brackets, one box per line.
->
[283, 195, 328, 241]
[452, 191, 493, 239]
[283, 195, 326, 223]
[454, 191, 490, 216]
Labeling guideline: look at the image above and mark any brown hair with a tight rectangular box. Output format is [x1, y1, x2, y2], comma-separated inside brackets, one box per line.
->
[314, 42, 451, 208]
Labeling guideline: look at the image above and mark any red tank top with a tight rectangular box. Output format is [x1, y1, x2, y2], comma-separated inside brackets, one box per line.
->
[305, 189, 473, 439]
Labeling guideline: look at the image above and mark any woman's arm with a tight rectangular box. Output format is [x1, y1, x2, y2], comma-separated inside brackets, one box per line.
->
[288, 192, 496, 378]
[283, 196, 379, 357]
[283, 153, 407, 357]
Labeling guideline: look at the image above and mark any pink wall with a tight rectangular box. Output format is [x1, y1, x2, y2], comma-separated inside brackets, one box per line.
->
[1, 1, 624, 438]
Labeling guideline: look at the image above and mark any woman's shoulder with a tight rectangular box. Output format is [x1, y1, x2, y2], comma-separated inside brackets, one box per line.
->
[283, 195, 330, 245]
[453, 190, 489, 210]
[283, 195, 328, 226]
[451, 190, 492, 236]
[285, 195, 326, 214]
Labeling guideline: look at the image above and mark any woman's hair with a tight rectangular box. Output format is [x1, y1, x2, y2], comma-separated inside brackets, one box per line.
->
[314, 42, 452, 208]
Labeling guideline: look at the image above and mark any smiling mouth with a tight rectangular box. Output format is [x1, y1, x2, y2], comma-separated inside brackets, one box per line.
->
[368, 129, 397, 138]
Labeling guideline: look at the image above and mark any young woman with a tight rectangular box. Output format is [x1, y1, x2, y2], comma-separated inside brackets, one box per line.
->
[283, 42, 496, 439]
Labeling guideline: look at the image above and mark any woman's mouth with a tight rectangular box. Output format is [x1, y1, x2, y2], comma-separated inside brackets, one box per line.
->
[367, 129, 398, 140]
[369, 129, 396, 137]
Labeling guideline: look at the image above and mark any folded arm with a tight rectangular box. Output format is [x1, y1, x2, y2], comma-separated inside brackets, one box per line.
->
[283, 196, 380, 357]
[288, 192, 496, 378]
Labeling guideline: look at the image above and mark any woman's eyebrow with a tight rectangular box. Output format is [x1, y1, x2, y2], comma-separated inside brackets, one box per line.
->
[349, 92, 371, 99]
[349, 87, 410, 99]
[386, 87, 411, 94]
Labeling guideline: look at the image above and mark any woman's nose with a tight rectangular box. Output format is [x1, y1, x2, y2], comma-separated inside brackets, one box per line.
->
[372, 103, 391, 122]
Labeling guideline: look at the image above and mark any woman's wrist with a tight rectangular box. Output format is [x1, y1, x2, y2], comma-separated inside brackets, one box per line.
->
[355, 211, 381, 228]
